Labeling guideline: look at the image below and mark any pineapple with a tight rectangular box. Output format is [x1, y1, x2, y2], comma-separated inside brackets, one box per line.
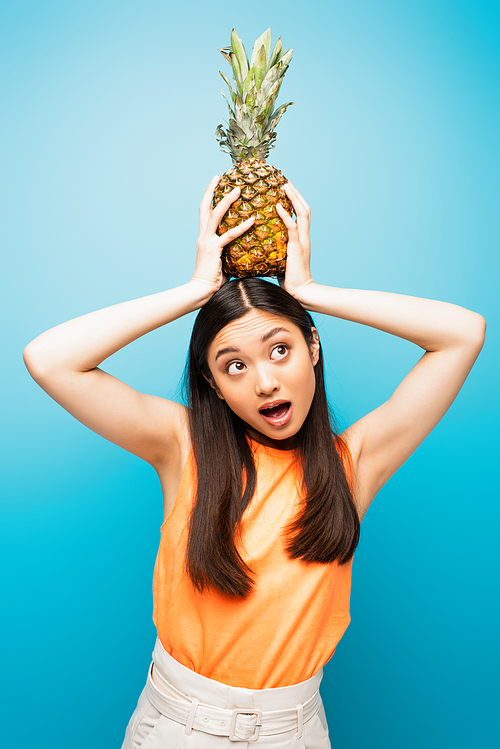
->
[213, 29, 295, 278]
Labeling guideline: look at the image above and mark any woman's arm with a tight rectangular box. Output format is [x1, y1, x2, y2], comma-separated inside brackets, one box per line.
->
[23, 180, 254, 469]
[277, 183, 486, 519]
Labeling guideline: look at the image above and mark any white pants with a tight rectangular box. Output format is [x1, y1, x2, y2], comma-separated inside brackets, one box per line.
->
[121, 637, 331, 748]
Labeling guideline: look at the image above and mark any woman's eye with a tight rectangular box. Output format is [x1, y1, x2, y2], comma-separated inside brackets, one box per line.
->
[226, 361, 246, 375]
[270, 345, 288, 361]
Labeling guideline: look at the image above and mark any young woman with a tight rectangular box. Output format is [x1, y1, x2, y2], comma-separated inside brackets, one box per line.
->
[23, 179, 485, 748]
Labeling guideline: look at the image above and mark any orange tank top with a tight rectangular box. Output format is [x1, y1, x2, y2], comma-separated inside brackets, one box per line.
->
[152, 436, 355, 689]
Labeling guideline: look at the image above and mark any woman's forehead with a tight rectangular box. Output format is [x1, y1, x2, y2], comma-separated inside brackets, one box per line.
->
[209, 309, 300, 350]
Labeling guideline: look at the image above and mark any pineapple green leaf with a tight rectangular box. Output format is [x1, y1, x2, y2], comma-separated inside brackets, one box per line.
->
[215, 124, 232, 154]
[221, 91, 236, 116]
[219, 71, 236, 102]
[250, 29, 271, 70]
[216, 29, 294, 162]
[265, 101, 294, 133]
[253, 85, 266, 112]
[253, 44, 268, 91]
[259, 75, 282, 105]
[235, 100, 246, 126]
[245, 90, 256, 110]
[230, 54, 243, 95]
[268, 38, 283, 69]
[259, 65, 282, 101]
[243, 68, 254, 101]
[280, 49, 293, 68]
[230, 29, 249, 79]
[258, 92, 277, 120]
[229, 120, 247, 141]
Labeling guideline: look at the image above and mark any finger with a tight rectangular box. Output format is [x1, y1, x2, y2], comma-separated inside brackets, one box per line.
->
[276, 202, 299, 232]
[199, 175, 220, 231]
[208, 187, 241, 233]
[219, 216, 255, 246]
[284, 182, 310, 216]
[284, 182, 311, 216]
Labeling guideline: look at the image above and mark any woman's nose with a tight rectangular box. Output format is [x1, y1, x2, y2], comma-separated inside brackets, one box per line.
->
[254, 366, 280, 396]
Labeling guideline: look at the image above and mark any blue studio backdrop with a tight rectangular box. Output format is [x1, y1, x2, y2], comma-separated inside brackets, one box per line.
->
[1, 1, 498, 747]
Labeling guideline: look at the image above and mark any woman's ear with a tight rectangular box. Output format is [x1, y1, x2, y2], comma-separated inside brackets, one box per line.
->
[310, 327, 320, 366]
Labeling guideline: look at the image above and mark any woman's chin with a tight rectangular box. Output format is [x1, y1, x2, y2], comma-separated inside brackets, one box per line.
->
[245, 425, 299, 450]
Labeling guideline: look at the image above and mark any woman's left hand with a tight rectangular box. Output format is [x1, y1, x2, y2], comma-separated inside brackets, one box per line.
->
[276, 183, 315, 300]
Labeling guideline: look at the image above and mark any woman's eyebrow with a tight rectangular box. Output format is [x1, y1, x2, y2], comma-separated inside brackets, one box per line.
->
[261, 326, 290, 342]
[215, 346, 240, 362]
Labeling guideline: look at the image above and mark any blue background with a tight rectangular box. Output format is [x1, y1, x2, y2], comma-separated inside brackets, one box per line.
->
[1, 0, 498, 747]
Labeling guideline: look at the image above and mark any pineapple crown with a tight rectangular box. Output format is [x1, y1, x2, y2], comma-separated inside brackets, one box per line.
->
[215, 28, 294, 163]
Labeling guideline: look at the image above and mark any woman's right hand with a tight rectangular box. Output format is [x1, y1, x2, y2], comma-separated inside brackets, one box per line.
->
[191, 176, 255, 297]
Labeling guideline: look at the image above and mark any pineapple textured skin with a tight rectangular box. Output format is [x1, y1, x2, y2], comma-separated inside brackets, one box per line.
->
[213, 158, 294, 278]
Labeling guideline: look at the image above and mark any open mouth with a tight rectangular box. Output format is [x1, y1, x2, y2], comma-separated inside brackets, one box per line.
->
[259, 401, 292, 427]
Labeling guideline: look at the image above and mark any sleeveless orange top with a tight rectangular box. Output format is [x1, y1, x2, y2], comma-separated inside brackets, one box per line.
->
[152, 437, 355, 689]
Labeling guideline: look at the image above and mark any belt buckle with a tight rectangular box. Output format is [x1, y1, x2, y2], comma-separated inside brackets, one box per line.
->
[229, 708, 262, 742]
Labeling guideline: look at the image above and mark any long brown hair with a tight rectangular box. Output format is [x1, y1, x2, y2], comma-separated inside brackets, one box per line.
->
[185, 278, 360, 597]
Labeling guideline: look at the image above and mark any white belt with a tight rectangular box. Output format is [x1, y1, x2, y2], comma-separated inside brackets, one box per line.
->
[145, 661, 321, 743]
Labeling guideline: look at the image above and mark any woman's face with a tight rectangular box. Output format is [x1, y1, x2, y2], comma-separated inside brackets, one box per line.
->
[207, 309, 320, 448]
